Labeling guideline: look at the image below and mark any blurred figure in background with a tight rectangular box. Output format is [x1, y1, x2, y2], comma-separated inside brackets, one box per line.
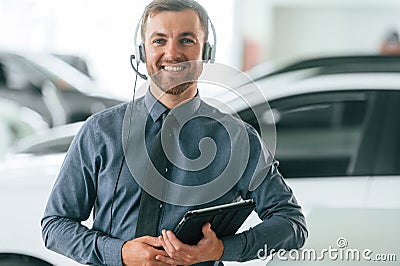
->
[380, 30, 400, 55]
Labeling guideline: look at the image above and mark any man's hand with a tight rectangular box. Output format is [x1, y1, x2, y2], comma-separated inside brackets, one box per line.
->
[122, 236, 176, 266]
[157, 223, 224, 265]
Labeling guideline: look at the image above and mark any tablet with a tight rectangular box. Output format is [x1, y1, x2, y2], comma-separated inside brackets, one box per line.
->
[173, 199, 256, 245]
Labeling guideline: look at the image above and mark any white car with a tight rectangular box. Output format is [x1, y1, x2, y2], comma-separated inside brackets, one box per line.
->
[221, 55, 400, 265]
[0, 123, 83, 265]
[0, 50, 125, 127]
[1, 55, 399, 265]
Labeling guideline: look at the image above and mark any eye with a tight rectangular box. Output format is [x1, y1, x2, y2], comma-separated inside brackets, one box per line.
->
[152, 39, 165, 45]
[181, 38, 195, 45]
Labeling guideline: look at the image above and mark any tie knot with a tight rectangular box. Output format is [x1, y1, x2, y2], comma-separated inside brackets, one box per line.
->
[161, 111, 168, 123]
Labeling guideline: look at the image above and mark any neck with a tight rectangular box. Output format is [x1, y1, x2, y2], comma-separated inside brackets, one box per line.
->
[149, 83, 198, 109]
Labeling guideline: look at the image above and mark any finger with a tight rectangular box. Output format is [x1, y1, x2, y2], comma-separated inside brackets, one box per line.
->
[162, 230, 194, 264]
[158, 235, 168, 253]
[139, 235, 163, 247]
[162, 230, 186, 254]
[202, 223, 211, 235]
[201, 223, 216, 239]
[161, 230, 177, 255]
[155, 254, 180, 265]
[165, 230, 194, 261]
[165, 230, 188, 251]
[153, 246, 169, 257]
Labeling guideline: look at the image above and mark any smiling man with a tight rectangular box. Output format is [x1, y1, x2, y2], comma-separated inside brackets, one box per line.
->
[41, 1, 307, 265]
[144, 8, 205, 106]
[144, 8, 204, 99]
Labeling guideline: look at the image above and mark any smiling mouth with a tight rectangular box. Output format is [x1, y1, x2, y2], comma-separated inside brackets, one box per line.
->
[162, 65, 186, 72]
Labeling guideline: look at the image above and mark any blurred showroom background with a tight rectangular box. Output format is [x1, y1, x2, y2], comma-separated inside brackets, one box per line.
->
[1, 0, 400, 265]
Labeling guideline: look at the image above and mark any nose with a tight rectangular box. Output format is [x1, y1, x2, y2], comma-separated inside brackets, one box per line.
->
[163, 41, 182, 61]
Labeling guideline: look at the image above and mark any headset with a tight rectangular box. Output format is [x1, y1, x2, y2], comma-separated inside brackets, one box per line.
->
[130, 15, 217, 80]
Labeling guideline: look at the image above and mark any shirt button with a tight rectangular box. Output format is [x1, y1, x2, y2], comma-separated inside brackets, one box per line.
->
[159, 203, 163, 208]
[165, 168, 168, 173]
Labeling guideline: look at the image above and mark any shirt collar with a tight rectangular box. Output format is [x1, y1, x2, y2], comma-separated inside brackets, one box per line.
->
[144, 89, 201, 125]
[170, 93, 201, 126]
[145, 89, 169, 122]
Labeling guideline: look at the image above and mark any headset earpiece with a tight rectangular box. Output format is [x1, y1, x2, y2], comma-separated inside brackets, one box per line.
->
[203, 42, 212, 62]
[205, 18, 217, 63]
[134, 19, 145, 64]
[139, 43, 146, 63]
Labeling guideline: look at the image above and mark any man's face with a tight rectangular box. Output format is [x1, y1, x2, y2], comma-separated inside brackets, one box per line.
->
[143, 9, 205, 95]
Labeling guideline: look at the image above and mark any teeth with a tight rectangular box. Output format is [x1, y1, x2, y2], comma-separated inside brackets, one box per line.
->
[163, 65, 185, 72]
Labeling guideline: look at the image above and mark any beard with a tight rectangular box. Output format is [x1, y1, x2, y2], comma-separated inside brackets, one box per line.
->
[163, 82, 193, 95]
[150, 60, 203, 95]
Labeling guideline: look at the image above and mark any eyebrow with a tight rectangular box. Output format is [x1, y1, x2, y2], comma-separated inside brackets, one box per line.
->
[180, 32, 197, 38]
[149, 32, 198, 39]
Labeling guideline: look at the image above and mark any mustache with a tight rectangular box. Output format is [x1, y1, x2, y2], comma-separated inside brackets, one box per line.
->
[158, 60, 191, 68]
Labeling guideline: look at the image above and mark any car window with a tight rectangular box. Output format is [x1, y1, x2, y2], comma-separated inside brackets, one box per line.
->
[244, 91, 372, 178]
[362, 90, 400, 176]
[0, 56, 43, 90]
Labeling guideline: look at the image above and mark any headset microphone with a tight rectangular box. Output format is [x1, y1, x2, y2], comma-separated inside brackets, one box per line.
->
[130, 54, 148, 80]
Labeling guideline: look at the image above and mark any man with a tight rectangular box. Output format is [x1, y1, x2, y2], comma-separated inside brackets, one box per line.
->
[41, 0, 307, 265]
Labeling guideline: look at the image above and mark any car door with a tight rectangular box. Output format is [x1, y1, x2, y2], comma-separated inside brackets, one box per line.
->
[240, 90, 383, 214]
[365, 90, 400, 209]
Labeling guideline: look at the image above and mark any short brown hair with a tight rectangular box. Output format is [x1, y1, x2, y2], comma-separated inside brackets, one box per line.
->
[141, 0, 209, 41]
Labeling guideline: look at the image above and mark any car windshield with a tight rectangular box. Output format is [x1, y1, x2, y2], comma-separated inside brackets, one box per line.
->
[22, 53, 97, 94]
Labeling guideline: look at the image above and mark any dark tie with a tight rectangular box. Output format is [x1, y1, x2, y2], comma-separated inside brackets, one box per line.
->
[135, 113, 168, 238]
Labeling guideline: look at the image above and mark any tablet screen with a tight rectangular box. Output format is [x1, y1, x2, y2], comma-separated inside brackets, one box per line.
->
[173, 199, 256, 245]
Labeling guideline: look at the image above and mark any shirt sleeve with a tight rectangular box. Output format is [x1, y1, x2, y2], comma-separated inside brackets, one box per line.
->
[41, 117, 125, 266]
[220, 126, 308, 262]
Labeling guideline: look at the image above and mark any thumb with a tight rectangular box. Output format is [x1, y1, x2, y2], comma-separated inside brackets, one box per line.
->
[202, 222, 214, 237]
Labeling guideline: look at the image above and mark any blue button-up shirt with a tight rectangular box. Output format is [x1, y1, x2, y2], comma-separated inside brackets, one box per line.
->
[41, 90, 307, 266]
